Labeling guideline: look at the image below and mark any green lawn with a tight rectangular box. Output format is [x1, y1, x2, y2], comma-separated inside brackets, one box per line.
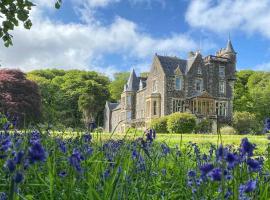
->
[90, 132, 269, 154]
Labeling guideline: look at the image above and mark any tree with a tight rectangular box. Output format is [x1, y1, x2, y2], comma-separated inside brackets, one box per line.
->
[28, 69, 110, 128]
[0, 0, 61, 47]
[233, 70, 254, 112]
[109, 72, 129, 101]
[78, 81, 110, 127]
[233, 111, 260, 134]
[0, 69, 41, 126]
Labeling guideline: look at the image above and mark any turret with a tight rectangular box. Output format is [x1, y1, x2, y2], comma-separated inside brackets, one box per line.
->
[223, 39, 237, 63]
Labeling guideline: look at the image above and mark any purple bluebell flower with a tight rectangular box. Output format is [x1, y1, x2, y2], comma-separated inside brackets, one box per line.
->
[161, 144, 170, 156]
[240, 138, 255, 157]
[14, 151, 24, 164]
[0, 192, 7, 200]
[103, 169, 110, 179]
[161, 168, 166, 175]
[199, 163, 214, 176]
[0, 137, 12, 152]
[14, 172, 24, 183]
[83, 133, 92, 143]
[56, 139, 67, 153]
[132, 149, 138, 160]
[263, 118, 270, 134]
[5, 159, 16, 172]
[210, 168, 222, 181]
[226, 152, 238, 168]
[30, 131, 41, 144]
[239, 180, 257, 194]
[69, 149, 84, 172]
[188, 170, 196, 178]
[28, 142, 47, 163]
[247, 159, 261, 172]
[216, 145, 225, 161]
[224, 188, 232, 199]
[59, 171, 67, 177]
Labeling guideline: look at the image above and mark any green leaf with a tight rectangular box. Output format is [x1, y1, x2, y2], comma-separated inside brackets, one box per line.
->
[55, 0, 61, 9]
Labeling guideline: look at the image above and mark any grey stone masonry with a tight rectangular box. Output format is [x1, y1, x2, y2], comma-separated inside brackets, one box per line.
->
[104, 40, 237, 132]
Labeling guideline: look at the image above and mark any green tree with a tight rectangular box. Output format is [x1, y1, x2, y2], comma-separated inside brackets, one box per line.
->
[233, 70, 254, 112]
[109, 72, 129, 101]
[0, 0, 61, 47]
[28, 69, 110, 128]
[233, 111, 260, 134]
[78, 81, 109, 127]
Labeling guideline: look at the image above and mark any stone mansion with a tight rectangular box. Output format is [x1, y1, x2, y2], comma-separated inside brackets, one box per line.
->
[104, 40, 236, 133]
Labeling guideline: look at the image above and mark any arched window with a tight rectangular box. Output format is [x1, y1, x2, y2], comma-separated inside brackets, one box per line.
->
[198, 67, 202, 75]
[175, 76, 182, 90]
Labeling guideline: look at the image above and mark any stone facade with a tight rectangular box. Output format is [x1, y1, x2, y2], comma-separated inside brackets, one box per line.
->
[104, 40, 237, 133]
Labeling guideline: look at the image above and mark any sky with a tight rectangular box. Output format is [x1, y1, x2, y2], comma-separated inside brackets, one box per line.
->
[1, 0, 270, 78]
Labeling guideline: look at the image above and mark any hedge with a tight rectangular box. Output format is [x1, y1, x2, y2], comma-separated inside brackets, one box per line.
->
[150, 116, 168, 133]
[167, 112, 196, 133]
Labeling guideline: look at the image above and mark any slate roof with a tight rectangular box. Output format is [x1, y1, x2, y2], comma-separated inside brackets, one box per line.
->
[126, 69, 140, 91]
[107, 102, 119, 110]
[225, 39, 236, 54]
[156, 55, 187, 75]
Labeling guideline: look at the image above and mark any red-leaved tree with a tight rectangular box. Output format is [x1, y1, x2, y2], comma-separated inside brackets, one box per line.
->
[0, 69, 41, 127]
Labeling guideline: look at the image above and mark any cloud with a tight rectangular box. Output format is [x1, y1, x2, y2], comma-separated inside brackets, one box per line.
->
[0, 4, 197, 77]
[185, 0, 270, 38]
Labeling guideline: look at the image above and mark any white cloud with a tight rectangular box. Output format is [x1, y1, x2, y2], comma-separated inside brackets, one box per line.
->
[0, 4, 198, 77]
[185, 0, 270, 38]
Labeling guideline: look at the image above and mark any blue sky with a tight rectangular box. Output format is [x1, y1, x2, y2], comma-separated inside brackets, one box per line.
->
[1, 0, 270, 77]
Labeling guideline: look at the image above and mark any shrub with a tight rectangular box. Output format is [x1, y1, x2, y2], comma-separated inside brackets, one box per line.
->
[233, 111, 260, 134]
[220, 125, 237, 135]
[195, 119, 212, 134]
[167, 112, 196, 133]
[150, 117, 168, 133]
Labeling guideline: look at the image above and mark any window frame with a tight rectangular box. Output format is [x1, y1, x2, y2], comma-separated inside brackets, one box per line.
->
[219, 65, 225, 77]
[175, 76, 182, 91]
[195, 79, 203, 92]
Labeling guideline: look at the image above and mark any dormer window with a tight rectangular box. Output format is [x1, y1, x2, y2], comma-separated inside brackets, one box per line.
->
[195, 79, 203, 92]
[219, 66, 225, 77]
[175, 76, 182, 90]
[198, 67, 202, 75]
[152, 80, 157, 92]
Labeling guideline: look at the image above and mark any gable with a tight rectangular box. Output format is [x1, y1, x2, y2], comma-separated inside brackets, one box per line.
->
[156, 55, 187, 76]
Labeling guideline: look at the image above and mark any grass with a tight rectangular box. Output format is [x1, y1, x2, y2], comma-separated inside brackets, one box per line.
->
[88, 132, 269, 153]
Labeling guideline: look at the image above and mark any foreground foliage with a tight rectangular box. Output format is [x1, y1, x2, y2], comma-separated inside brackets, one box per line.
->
[1, 119, 270, 199]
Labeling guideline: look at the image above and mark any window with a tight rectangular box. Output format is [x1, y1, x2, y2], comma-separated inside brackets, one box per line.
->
[195, 79, 203, 92]
[198, 67, 202, 75]
[127, 111, 132, 120]
[152, 80, 157, 92]
[172, 99, 184, 113]
[219, 81, 225, 94]
[219, 66, 225, 77]
[216, 101, 227, 116]
[175, 77, 182, 90]
[127, 96, 132, 106]
[153, 101, 157, 115]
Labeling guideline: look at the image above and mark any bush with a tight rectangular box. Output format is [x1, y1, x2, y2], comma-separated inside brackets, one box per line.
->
[195, 119, 212, 134]
[220, 125, 237, 135]
[167, 112, 196, 133]
[233, 111, 260, 134]
[150, 117, 168, 133]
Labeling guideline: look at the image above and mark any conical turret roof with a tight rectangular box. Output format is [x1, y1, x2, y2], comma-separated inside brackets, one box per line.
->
[125, 68, 139, 91]
[225, 39, 236, 54]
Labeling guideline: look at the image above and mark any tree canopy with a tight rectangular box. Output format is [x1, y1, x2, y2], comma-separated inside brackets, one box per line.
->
[0, 69, 41, 126]
[0, 0, 61, 47]
[27, 69, 110, 128]
[109, 72, 129, 101]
